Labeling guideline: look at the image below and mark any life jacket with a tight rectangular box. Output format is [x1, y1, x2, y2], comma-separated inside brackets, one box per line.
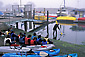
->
[30, 40, 35, 45]
[25, 37, 30, 44]
[44, 38, 49, 44]
[18, 35, 20, 38]
[37, 38, 40, 42]
[19, 37, 25, 43]
[44, 38, 48, 41]
[31, 36, 36, 40]
[42, 41, 47, 45]
[6, 31, 11, 35]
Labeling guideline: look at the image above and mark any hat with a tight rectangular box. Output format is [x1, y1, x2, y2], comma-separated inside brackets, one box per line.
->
[56, 21, 59, 24]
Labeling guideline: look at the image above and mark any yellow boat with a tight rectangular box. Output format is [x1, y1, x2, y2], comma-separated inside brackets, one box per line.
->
[57, 16, 76, 21]
[35, 16, 53, 20]
[35, 16, 47, 20]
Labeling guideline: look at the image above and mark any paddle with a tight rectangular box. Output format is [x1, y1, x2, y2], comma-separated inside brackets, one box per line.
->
[39, 51, 48, 57]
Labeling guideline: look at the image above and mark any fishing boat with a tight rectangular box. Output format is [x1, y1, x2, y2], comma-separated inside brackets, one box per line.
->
[0, 44, 55, 52]
[2, 49, 60, 57]
[53, 53, 77, 57]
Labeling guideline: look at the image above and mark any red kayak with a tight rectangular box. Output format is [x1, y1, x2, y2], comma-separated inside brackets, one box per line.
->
[78, 17, 85, 21]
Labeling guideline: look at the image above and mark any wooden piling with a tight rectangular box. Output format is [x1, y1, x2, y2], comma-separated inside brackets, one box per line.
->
[24, 21, 27, 32]
[16, 22, 18, 29]
[47, 11, 49, 36]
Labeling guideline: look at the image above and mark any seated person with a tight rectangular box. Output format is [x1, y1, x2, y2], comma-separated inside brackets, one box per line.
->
[25, 35, 31, 46]
[42, 39, 47, 45]
[31, 33, 37, 40]
[19, 34, 25, 44]
[44, 35, 53, 44]
[37, 35, 42, 45]
[30, 37, 37, 45]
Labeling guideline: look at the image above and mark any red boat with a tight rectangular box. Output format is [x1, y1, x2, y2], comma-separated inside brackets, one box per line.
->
[45, 15, 58, 18]
[78, 17, 85, 21]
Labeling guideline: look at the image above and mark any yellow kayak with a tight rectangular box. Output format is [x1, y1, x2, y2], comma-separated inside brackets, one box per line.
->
[57, 16, 76, 21]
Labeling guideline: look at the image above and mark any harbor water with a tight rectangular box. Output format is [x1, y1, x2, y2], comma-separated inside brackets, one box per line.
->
[11, 21, 85, 45]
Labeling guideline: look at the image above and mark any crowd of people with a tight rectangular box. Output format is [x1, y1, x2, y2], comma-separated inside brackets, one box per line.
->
[5, 27, 53, 46]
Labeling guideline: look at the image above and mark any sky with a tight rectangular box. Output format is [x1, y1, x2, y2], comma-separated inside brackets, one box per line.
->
[0, 0, 85, 10]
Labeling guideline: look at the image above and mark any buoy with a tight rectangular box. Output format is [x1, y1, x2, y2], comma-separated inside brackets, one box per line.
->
[60, 32, 63, 36]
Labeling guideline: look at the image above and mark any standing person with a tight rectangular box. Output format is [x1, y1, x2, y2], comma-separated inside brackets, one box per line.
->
[53, 21, 60, 38]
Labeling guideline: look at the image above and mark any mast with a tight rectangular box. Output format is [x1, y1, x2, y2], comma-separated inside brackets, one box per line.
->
[20, 0, 21, 7]
[64, 0, 65, 8]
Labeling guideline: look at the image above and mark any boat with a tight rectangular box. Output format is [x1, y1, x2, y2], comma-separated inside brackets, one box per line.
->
[0, 44, 55, 52]
[57, 16, 76, 21]
[2, 49, 60, 57]
[53, 53, 77, 57]
[2, 54, 41, 57]
[78, 17, 85, 21]
[56, 0, 76, 21]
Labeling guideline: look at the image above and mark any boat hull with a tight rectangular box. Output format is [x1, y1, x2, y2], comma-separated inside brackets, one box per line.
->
[57, 16, 76, 21]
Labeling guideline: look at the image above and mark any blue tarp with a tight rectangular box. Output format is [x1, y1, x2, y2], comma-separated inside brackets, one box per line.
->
[0, 11, 3, 15]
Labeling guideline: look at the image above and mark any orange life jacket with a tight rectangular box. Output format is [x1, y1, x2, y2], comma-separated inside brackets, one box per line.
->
[30, 40, 36, 45]
[25, 37, 30, 44]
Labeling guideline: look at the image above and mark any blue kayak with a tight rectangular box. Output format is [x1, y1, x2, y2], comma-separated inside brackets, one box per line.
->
[53, 53, 77, 57]
[2, 49, 60, 57]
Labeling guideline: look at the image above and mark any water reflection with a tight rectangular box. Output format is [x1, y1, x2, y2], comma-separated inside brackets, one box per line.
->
[70, 23, 85, 31]
[37, 21, 85, 45]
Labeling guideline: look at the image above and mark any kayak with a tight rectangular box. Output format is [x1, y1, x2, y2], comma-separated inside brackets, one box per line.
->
[53, 53, 77, 57]
[26, 44, 55, 51]
[2, 54, 41, 57]
[0, 44, 55, 52]
[2, 49, 60, 57]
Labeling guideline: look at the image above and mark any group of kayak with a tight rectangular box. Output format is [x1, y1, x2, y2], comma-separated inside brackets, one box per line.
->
[2, 48, 77, 57]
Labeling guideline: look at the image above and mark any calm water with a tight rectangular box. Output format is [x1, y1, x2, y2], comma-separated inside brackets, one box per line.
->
[36, 22, 85, 45]
[11, 21, 85, 45]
